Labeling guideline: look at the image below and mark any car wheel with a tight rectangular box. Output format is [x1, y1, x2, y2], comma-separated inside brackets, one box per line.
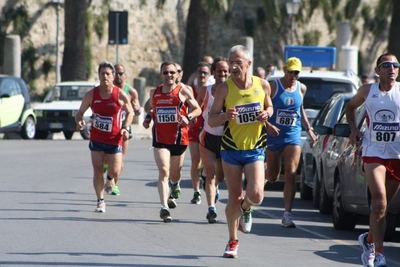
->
[332, 178, 357, 230]
[63, 131, 74, 140]
[384, 212, 398, 242]
[35, 130, 49, 139]
[21, 116, 36, 140]
[319, 174, 333, 214]
[313, 170, 320, 209]
[300, 167, 312, 200]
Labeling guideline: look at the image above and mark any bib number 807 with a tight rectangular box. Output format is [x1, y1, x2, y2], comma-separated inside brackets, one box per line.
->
[376, 132, 395, 142]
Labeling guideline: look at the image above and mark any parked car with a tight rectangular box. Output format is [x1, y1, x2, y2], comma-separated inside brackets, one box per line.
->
[331, 106, 400, 241]
[302, 93, 354, 215]
[0, 75, 36, 139]
[33, 81, 96, 140]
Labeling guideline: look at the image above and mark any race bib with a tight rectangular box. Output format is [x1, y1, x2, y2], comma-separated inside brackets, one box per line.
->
[276, 109, 298, 126]
[93, 114, 113, 132]
[372, 122, 400, 143]
[156, 106, 178, 123]
[234, 102, 261, 125]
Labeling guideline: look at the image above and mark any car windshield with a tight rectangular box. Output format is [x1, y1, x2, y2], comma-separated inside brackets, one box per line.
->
[299, 78, 355, 110]
[45, 85, 93, 102]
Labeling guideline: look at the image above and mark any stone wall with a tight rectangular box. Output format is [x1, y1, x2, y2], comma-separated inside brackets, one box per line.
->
[0, 0, 388, 94]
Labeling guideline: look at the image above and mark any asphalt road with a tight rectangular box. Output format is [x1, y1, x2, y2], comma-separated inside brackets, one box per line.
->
[0, 139, 399, 267]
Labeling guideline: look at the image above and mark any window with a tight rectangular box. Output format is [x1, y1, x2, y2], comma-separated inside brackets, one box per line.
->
[299, 78, 355, 109]
[0, 78, 22, 97]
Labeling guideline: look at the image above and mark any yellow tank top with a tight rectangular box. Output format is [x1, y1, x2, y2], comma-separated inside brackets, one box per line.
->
[222, 76, 266, 150]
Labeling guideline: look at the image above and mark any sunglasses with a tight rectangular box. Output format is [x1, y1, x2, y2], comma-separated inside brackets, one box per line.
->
[377, 61, 400, 69]
[197, 70, 209, 75]
[288, 70, 300, 75]
[162, 71, 176, 75]
[116, 72, 124, 76]
[177, 69, 182, 73]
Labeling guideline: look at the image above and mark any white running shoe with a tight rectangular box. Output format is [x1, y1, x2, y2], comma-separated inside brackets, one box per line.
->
[281, 213, 296, 228]
[358, 232, 375, 267]
[238, 201, 252, 233]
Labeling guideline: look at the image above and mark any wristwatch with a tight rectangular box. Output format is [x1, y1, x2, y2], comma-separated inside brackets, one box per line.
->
[122, 126, 131, 133]
[186, 114, 193, 121]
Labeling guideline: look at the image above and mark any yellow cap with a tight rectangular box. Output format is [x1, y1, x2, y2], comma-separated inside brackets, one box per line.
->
[284, 57, 302, 71]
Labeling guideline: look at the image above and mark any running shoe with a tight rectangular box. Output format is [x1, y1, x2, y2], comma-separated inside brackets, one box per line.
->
[223, 239, 239, 258]
[170, 183, 181, 199]
[191, 191, 201, 204]
[206, 207, 217, 223]
[215, 185, 220, 203]
[374, 253, 387, 267]
[160, 207, 172, 223]
[238, 201, 252, 233]
[104, 178, 115, 194]
[111, 184, 120, 196]
[358, 232, 375, 267]
[281, 213, 296, 228]
[103, 164, 108, 174]
[95, 200, 106, 212]
[167, 197, 177, 209]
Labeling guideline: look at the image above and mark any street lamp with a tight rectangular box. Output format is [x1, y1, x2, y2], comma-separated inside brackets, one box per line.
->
[285, 0, 301, 45]
[52, 0, 64, 83]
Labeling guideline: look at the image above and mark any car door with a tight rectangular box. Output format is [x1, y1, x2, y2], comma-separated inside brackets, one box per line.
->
[0, 78, 24, 128]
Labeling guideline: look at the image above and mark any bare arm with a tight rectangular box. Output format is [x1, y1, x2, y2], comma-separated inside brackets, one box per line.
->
[186, 72, 196, 86]
[75, 89, 93, 131]
[120, 89, 133, 128]
[258, 79, 274, 123]
[142, 89, 155, 129]
[299, 83, 317, 145]
[129, 87, 141, 116]
[346, 84, 370, 145]
[208, 82, 235, 127]
[265, 80, 281, 137]
[180, 85, 201, 126]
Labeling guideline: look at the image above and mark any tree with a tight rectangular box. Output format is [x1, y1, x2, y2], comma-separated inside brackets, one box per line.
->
[388, 0, 400, 68]
[181, 0, 232, 82]
[61, 0, 87, 81]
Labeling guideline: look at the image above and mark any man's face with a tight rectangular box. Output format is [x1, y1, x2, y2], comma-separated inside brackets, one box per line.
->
[99, 67, 114, 87]
[375, 55, 399, 83]
[214, 61, 230, 84]
[196, 66, 210, 85]
[228, 51, 250, 79]
[266, 66, 274, 76]
[175, 65, 183, 84]
[160, 64, 178, 86]
[283, 67, 300, 83]
[114, 66, 126, 86]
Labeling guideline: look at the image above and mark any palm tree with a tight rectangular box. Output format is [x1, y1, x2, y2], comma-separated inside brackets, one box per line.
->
[388, 0, 400, 67]
[61, 0, 87, 81]
[181, 0, 233, 82]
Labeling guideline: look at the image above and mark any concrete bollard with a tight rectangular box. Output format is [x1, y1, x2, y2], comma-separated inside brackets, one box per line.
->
[4, 35, 21, 77]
